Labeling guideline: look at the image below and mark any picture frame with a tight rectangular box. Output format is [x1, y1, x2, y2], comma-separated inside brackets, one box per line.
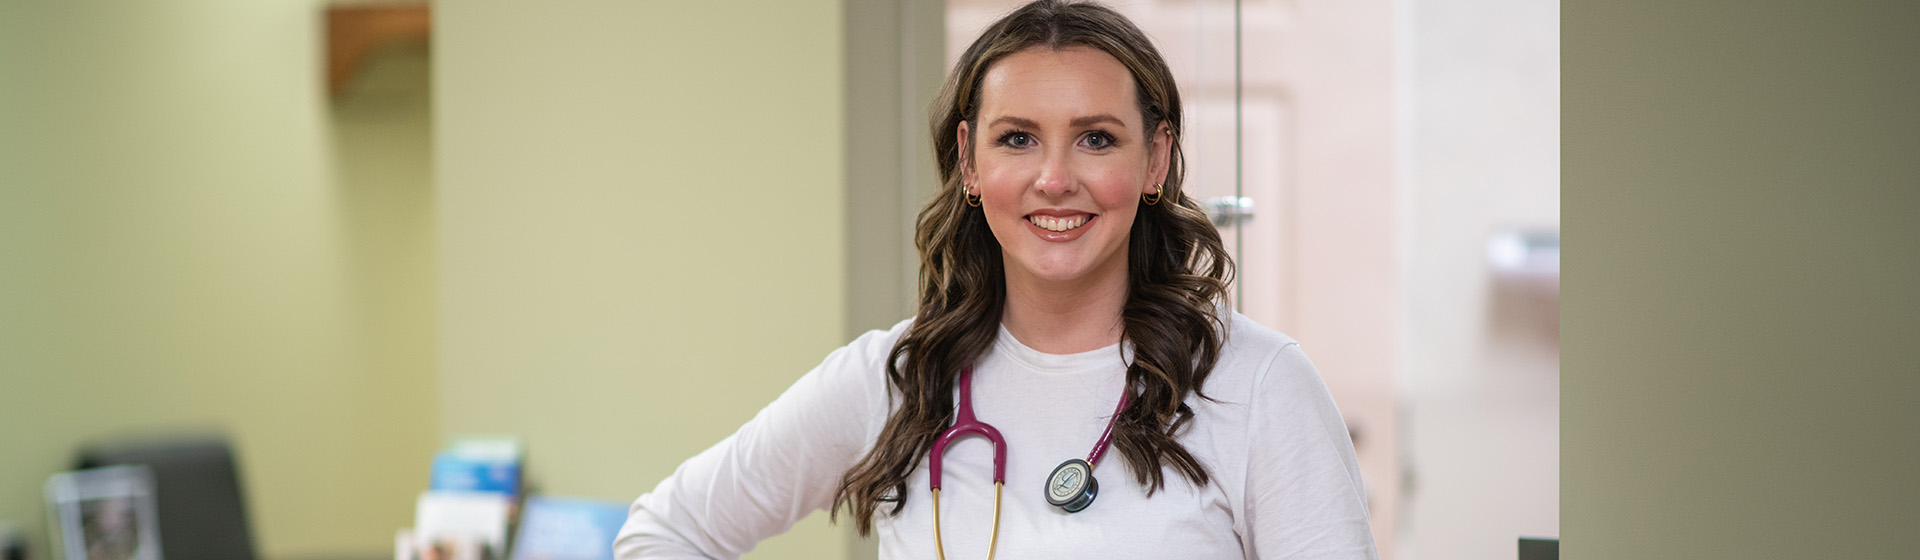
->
[44, 465, 163, 560]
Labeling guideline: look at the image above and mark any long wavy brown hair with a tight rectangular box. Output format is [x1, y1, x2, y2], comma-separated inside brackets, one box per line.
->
[832, 0, 1234, 535]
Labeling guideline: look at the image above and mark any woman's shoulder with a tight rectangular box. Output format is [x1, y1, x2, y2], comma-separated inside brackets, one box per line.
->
[841, 317, 914, 363]
[1220, 310, 1298, 354]
[772, 318, 915, 444]
[1217, 311, 1305, 373]
[1205, 311, 1316, 400]
[805, 317, 913, 393]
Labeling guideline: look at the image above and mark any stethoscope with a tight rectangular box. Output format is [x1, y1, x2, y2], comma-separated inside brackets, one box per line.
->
[928, 368, 1130, 560]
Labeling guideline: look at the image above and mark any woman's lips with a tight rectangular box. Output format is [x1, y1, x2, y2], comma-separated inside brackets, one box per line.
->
[1025, 213, 1095, 241]
[1029, 214, 1088, 232]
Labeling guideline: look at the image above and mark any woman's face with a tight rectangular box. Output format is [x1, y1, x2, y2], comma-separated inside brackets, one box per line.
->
[960, 46, 1171, 291]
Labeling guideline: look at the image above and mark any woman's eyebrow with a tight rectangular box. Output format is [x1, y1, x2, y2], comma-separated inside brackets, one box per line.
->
[1069, 114, 1124, 128]
[986, 114, 1126, 130]
[987, 116, 1040, 130]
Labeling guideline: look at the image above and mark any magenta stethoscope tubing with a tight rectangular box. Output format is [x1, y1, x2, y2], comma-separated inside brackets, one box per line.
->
[929, 368, 1008, 489]
[1086, 384, 1128, 466]
[926, 368, 1130, 560]
[927, 368, 1130, 490]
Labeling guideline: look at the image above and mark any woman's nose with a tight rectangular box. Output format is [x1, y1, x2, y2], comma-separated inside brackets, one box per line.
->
[1033, 148, 1074, 196]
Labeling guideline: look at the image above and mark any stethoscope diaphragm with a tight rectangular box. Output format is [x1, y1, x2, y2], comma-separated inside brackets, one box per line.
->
[1044, 458, 1100, 512]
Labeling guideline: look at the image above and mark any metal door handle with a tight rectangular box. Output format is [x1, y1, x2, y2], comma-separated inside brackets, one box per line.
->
[1204, 196, 1255, 227]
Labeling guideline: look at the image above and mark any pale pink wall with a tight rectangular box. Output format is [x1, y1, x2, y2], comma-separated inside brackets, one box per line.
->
[1399, 0, 1561, 558]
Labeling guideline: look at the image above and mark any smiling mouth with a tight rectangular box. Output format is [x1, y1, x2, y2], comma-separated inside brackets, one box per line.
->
[1028, 214, 1091, 232]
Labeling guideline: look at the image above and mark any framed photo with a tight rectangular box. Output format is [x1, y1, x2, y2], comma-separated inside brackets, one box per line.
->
[44, 466, 163, 560]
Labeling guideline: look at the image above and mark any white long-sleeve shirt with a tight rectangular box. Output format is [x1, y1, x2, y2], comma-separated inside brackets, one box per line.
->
[615, 313, 1377, 559]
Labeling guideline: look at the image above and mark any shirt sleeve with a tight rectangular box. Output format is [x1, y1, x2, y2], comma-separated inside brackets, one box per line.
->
[1242, 343, 1380, 560]
[613, 329, 894, 559]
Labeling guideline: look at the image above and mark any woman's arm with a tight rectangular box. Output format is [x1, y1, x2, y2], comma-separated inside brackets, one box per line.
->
[614, 327, 897, 559]
[1241, 343, 1380, 560]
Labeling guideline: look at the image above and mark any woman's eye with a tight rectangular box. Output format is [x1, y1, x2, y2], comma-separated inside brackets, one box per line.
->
[1081, 132, 1115, 149]
[999, 132, 1036, 148]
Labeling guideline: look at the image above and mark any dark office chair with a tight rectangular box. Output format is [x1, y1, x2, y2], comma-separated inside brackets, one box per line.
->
[76, 434, 260, 560]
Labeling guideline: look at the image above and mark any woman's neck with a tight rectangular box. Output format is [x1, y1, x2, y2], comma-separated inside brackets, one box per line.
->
[1000, 266, 1129, 355]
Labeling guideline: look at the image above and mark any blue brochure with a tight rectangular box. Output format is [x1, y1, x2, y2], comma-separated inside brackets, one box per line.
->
[510, 496, 630, 560]
[429, 437, 524, 497]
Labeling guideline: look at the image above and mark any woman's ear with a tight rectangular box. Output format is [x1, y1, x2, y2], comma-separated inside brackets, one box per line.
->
[957, 121, 975, 186]
[1149, 121, 1173, 188]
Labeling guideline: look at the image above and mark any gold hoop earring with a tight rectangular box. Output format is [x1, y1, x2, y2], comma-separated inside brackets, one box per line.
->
[1142, 184, 1162, 206]
[965, 185, 982, 207]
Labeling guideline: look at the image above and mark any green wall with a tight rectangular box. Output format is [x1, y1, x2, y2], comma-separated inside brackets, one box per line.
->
[1564, 1, 1920, 557]
[434, 2, 850, 558]
[4, 1, 856, 557]
[0, 1, 437, 557]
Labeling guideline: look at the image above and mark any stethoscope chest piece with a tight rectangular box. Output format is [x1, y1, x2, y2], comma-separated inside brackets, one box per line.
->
[1044, 458, 1099, 512]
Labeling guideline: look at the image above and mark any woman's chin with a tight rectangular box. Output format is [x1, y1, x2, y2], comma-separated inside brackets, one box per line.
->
[1007, 257, 1122, 288]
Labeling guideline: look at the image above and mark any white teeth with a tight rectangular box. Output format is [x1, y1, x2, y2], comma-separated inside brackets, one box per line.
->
[1029, 215, 1087, 232]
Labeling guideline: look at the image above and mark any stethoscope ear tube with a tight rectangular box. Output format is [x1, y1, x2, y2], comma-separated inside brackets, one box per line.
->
[931, 483, 1003, 560]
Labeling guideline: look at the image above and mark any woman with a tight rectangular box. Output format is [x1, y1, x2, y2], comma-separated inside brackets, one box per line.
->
[615, 1, 1375, 558]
